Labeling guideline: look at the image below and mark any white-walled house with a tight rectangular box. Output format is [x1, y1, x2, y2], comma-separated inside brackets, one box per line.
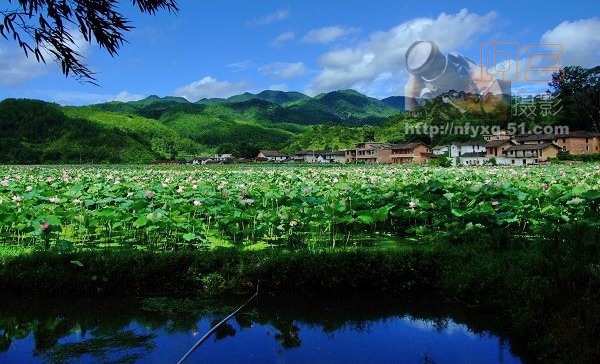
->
[459, 152, 488, 166]
[214, 153, 233, 162]
[432, 145, 449, 156]
[457, 141, 487, 156]
[440, 141, 488, 165]
[292, 150, 346, 163]
[256, 150, 288, 162]
[503, 143, 560, 165]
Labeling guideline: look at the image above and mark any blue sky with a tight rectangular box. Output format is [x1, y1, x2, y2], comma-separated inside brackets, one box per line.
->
[0, 0, 598, 105]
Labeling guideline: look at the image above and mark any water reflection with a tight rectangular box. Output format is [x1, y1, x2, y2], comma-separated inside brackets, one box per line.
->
[0, 295, 527, 363]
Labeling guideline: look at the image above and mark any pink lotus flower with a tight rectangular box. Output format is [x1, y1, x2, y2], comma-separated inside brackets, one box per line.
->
[492, 201, 499, 206]
[541, 183, 548, 190]
[146, 190, 154, 199]
[193, 200, 202, 207]
[409, 201, 417, 209]
[49, 196, 60, 203]
[290, 220, 298, 227]
[40, 222, 50, 231]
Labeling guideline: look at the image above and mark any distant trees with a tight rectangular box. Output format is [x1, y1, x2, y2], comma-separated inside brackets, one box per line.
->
[0, 0, 178, 83]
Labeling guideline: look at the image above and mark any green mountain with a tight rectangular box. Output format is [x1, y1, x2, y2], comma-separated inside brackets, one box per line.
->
[0, 89, 406, 163]
[198, 90, 311, 106]
[130, 95, 191, 105]
[380, 96, 408, 111]
[195, 89, 398, 125]
[0, 99, 163, 163]
[283, 89, 398, 124]
[253, 90, 311, 105]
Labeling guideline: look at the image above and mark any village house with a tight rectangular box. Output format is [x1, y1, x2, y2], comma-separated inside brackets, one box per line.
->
[504, 143, 560, 165]
[485, 139, 517, 165]
[460, 151, 488, 166]
[389, 142, 431, 164]
[191, 153, 234, 164]
[554, 131, 600, 154]
[255, 150, 288, 162]
[433, 141, 487, 166]
[514, 134, 558, 145]
[214, 153, 233, 162]
[323, 150, 346, 163]
[432, 145, 448, 156]
[483, 131, 511, 141]
[292, 150, 346, 163]
[345, 142, 393, 164]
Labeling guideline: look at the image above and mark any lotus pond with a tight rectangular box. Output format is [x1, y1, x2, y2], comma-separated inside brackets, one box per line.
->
[0, 164, 598, 250]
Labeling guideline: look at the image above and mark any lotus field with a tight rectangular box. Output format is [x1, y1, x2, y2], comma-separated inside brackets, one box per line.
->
[0, 165, 598, 250]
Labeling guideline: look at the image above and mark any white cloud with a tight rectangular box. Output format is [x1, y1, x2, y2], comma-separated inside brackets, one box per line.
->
[308, 9, 497, 95]
[483, 17, 600, 92]
[174, 76, 250, 101]
[40, 90, 145, 106]
[226, 60, 253, 72]
[302, 26, 359, 44]
[259, 62, 309, 79]
[268, 84, 289, 91]
[113, 91, 145, 102]
[247, 9, 290, 26]
[0, 29, 91, 86]
[0, 46, 49, 85]
[271, 31, 296, 47]
[540, 18, 600, 68]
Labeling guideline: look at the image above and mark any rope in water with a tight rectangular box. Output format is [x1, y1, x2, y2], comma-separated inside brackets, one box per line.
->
[176, 283, 259, 364]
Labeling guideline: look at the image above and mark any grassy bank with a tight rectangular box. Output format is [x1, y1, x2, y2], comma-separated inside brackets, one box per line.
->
[1, 223, 599, 364]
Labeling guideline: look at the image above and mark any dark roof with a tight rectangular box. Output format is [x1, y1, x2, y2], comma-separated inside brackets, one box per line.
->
[421, 152, 439, 158]
[515, 134, 558, 142]
[505, 143, 560, 152]
[485, 139, 514, 148]
[561, 131, 600, 138]
[355, 142, 391, 149]
[460, 152, 487, 158]
[258, 150, 286, 157]
[295, 150, 345, 156]
[390, 142, 428, 149]
[456, 140, 486, 147]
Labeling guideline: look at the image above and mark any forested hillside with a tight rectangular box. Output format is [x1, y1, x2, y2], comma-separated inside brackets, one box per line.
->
[0, 66, 597, 164]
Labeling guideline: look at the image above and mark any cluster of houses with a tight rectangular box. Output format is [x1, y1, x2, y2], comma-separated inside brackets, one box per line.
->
[434, 131, 600, 166]
[185, 131, 600, 166]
